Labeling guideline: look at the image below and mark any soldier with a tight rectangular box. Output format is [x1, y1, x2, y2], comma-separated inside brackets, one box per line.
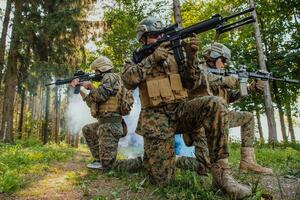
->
[203, 43, 273, 174]
[122, 17, 251, 199]
[178, 43, 273, 175]
[70, 56, 126, 170]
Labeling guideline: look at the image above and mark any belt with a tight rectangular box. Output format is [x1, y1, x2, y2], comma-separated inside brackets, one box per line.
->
[98, 116, 122, 124]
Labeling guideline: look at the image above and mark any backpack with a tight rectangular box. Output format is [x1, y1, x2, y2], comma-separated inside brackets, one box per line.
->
[117, 81, 134, 116]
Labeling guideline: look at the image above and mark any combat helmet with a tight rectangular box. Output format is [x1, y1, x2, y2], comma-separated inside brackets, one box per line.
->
[90, 55, 113, 72]
[136, 17, 164, 41]
[203, 43, 231, 61]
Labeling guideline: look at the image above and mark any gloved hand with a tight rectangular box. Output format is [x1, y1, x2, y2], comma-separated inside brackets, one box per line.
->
[152, 43, 169, 63]
[248, 80, 265, 92]
[182, 33, 199, 60]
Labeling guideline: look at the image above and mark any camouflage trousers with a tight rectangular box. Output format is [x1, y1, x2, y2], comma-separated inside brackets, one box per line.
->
[82, 122, 143, 172]
[82, 121, 124, 169]
[137, 96, 230, 184]
[177, 110, 255, 173]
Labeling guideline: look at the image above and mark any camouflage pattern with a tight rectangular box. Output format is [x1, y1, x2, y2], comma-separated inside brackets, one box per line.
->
[91, 55, 114, 72]
[228, 110, 254, 147]
[83, 72, 121, 118]
[82, 72, 125, 170]
[82, 122, 100, 160]
[122, 44, 232, 184]
[112, 157, 144, 173]
[98, 122, 125, 169]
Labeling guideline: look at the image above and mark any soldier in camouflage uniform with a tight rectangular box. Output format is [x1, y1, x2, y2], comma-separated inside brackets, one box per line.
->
[71, 56, 126, 170]
[121, 17, 251, 199]
[178, 43, 273, 175]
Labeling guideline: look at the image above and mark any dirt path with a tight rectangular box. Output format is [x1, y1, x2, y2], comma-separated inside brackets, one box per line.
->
[1, 150, 299, 200]
[1, 150, 158, 200]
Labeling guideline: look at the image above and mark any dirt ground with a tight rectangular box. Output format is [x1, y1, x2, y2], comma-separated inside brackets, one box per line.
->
[0, 151, 299, 200]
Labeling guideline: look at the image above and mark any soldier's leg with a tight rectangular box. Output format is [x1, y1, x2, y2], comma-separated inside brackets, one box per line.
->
[177, 96, 251, 199]
[177, 128, 210, 176]
[98, 122, 122, 170]
[229, 111, 273, 174]
[144, 136, 175, 185]
[82, 122, 100, 160]
[112, 157, 144, 173]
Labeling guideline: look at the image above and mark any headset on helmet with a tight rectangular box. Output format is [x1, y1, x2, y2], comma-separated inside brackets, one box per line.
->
[90, 55, 114, 72]
[136, 17, 164, 41]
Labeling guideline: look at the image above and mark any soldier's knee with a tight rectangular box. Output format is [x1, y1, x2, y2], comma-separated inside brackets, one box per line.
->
[243, 111, 255, 123]
[82, 125, 89, 137]
[207, 96, 227, 112]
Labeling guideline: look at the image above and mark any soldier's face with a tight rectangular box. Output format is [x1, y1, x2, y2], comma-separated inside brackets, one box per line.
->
[141, 35, 160, 45]
[215, 57, 226, 69]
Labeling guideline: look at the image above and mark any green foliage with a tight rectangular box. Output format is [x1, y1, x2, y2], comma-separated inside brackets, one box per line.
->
[97, 0, 168, 72]
[0, 139, 75, 193]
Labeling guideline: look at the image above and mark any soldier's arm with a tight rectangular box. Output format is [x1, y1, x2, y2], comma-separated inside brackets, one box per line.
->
[227, 89, 243, 103]
[121, 56, 156, 90]
[206, 73, 239, 88]
[84, 73, 118, 104]
[184, 58, 201, 89]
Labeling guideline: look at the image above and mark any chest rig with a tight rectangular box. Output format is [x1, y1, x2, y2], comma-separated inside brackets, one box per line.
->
[139, 53, 188, 108]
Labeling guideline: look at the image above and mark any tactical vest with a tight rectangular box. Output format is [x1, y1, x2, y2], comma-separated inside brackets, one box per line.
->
[98, 96, 119, 113]
[188, 63, 230, 103]
[139, 53, 188, 108]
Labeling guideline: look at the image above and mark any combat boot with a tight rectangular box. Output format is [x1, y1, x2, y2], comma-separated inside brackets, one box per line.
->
[87, 159, 103, 169]
[211, 159, 252, 199]
[239, 147, 273, 175]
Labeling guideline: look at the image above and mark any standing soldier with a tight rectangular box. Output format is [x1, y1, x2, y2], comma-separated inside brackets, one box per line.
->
[70, 56, 126, 170]
[179, 43, 273, 175]
[122, 17, 251, 199]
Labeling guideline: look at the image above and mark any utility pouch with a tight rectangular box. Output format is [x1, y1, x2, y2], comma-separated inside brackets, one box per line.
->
[169, 74, 188, 100]
[90, 103, 99, 118]
[158, 77, 175, 103]
[146, 78, 162, 106]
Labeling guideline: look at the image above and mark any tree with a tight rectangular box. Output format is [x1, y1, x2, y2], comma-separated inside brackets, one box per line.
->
[0, 0, 22, 143]
[0, 0, 12, 87]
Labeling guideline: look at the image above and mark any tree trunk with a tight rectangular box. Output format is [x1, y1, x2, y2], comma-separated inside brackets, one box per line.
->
[0, 0, 12, 87]
[255, 109, 265, 144]
[0, 0, 22, 143]
[173, 0, 182, 28]
[286, 103, 295, 143]
[52, 86, 60, 143]
[18, 89, 26, 139]
[42, 86, 50, 144]
[249, 0, 277, 143]
[273, 83, 287, 142]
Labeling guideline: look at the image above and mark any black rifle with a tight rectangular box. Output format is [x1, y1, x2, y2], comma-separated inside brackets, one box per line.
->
[206, 67, 299, 96]
[45, 70, 103, 94]
[132, 7, 256, 87]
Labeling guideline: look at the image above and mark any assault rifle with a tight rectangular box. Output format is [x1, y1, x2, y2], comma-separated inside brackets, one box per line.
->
[45, 70, 104, 94]
[132, 7, 256, 87]
[206, 67, 299, 96]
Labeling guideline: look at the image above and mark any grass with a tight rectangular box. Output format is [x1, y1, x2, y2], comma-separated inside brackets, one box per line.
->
[1, 139, 299, 199]
[0, 138, 75, 193]
[89, 142, 300, 200]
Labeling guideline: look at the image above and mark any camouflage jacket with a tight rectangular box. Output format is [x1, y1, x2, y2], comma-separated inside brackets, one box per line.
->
[188, 62, 240, 104]
[121, 46, 197, 139]
[83, 72, 121, 118]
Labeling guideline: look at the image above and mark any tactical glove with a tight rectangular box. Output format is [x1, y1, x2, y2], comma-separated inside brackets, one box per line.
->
[182, 34, 199, 60]
[152, 43, 169, 63]
[248, 80, 265, 92]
